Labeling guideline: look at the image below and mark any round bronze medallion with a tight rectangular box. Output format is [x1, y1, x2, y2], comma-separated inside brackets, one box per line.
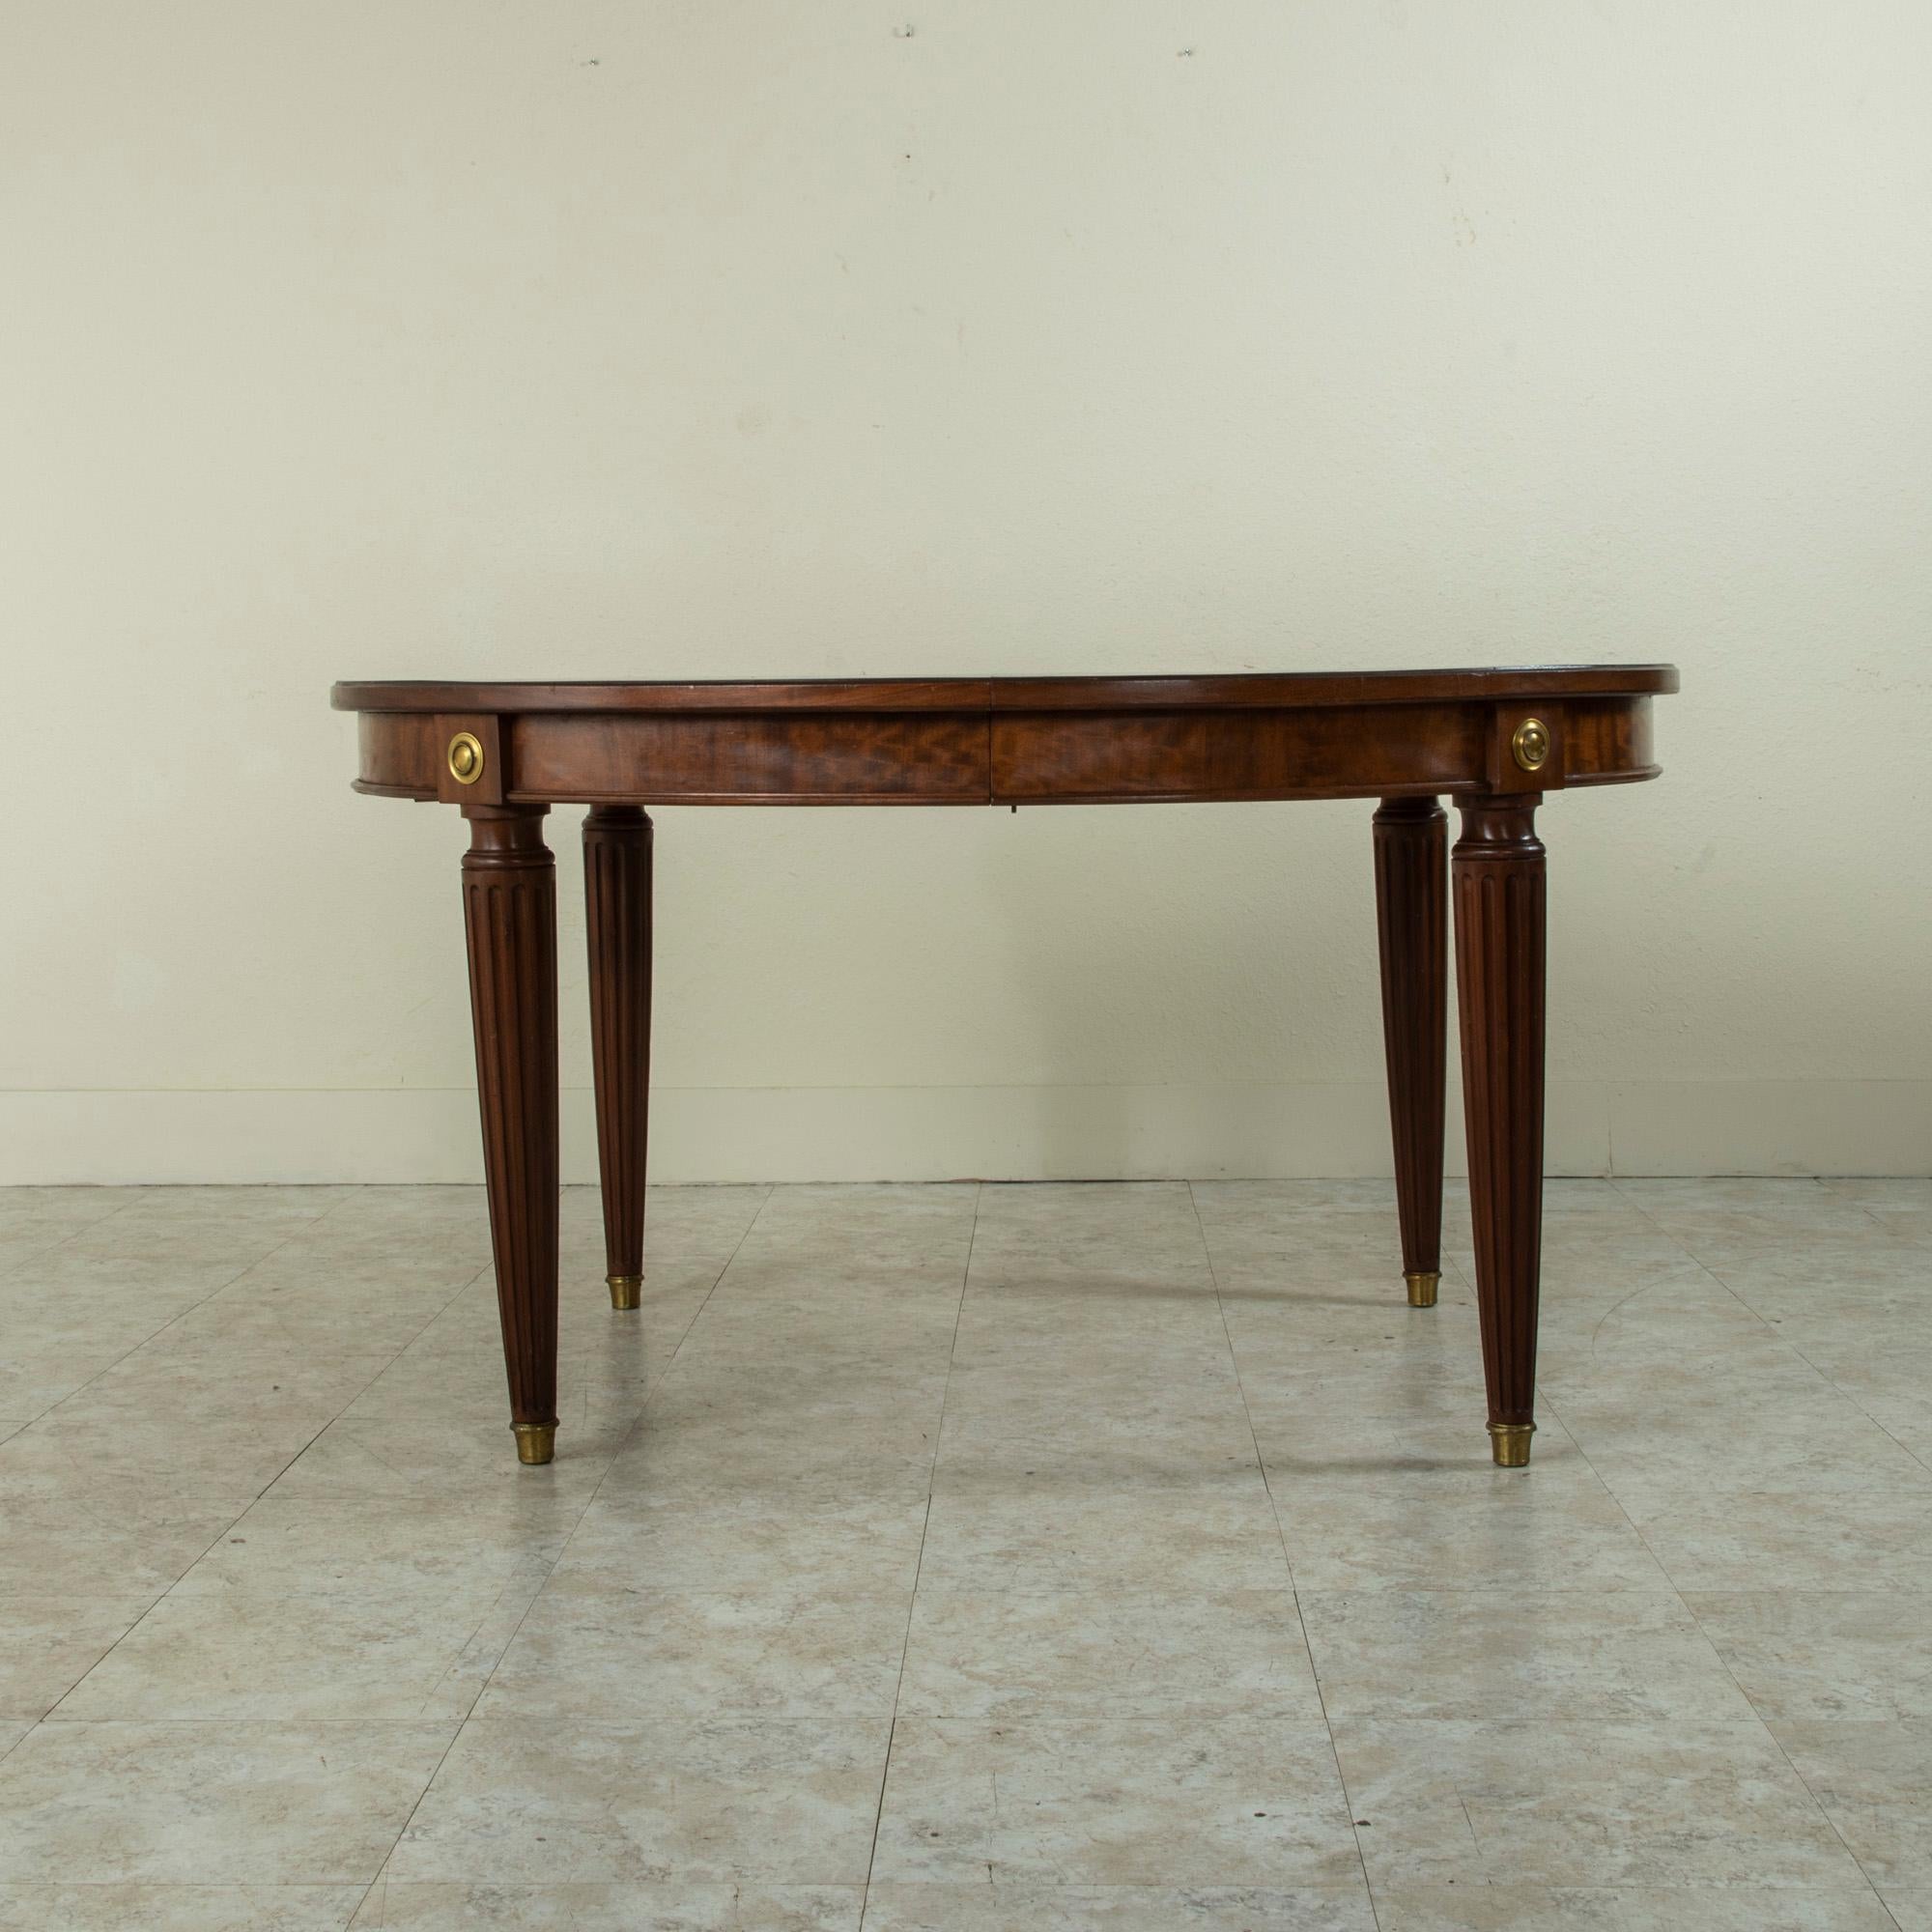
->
[1511, 717, 1550, 773]
[446, 731, 485, 784]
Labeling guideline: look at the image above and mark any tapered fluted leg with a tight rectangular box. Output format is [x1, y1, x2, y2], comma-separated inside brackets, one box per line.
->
[1453, 793, 1547, 1467]
[462, 806, 559, 1465]
[583, 806, 653, 1311]
[1374, 797, 1448, 1309]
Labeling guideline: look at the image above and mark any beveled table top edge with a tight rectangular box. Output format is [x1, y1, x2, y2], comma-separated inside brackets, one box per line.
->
[331, 665, 1680, 714]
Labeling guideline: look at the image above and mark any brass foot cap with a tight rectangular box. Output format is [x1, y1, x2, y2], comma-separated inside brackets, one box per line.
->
[512, 1421, 556, 1466]
[1488, 1421, 1535, 1468]
[607, 1273, 642, 1312]
[1405, 1270, 1439, 1309]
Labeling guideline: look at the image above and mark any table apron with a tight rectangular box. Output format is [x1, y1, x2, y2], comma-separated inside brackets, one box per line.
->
[352, 696, 1658, 805]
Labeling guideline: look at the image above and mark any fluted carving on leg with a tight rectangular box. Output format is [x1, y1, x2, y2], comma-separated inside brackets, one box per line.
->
[1373, 797, 1448, 1308]
[462, 805, 559, 1463]
[1453, 793, 1547, 1467]
[583, 806, 653, 1311]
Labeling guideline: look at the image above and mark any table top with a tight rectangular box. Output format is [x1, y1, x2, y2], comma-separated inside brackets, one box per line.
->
[333, 664, 1678, 808]
[333, 665, 1679, 714]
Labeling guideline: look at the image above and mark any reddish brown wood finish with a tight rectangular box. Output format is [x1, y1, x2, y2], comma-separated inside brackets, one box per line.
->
[989, 702, 1484, 804]
[1374, 798, 1448, 1303]
[1453, 794, 1548, 1464]
[518, 711, 990, 805]
[461, 806, 560, 1463]
[583, 807, 653, 1309]
[434, 714, 505, 807]
[333, 667, 1678, 716]
[334, 669, 1676, 809]
[334, 667, 1675, 1467]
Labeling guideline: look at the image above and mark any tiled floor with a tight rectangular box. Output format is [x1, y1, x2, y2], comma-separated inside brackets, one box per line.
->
[0, 1177, 1927, 1929]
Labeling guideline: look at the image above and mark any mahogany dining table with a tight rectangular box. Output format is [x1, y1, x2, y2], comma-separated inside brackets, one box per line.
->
[330, 667, 1678, 1469]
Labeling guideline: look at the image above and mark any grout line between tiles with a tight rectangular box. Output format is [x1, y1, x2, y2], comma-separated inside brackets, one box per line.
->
[1577, 1445, 1903, 1918]
[581, 1181, 776, 1485]
[361, 1183, 780, 1891]
[1777, 1337, 1932, 1480]
[255, 1270, 501, 1507]
[1606, 1180, 1932, 1475]
[8, 1179, 1928, 1913]
[0, 1184, 153, 1287]
[1186, 1180, 1383, 1932]
[27, 1194, 447, 1724]
[1544, 1209, 1901, 1921]
[39, 1319, 482, 1728]
[12, 1202, 343, 1435]
[858, 1179, 980, 1925]
[36, 1509, 260, 1725]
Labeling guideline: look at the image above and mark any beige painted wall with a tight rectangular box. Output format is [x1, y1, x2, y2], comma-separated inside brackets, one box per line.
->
[4, 1, 1929, 1183]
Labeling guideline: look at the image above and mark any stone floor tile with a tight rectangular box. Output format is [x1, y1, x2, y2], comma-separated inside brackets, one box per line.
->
[1550, 1360, 1931, 1522]
[936, 1437, 1267, 1496]
[55, 1493, 579, 1720]
[919, 1463, 1289, 1596]
[940, 1353, 1252, 1442]
[0, 1484, 246, 1718]
[1820, 1178, 1932, 1210]
[967, 1182, 1211, 1288]
[937, 1398, 1263, 1471]
[1371, 1887, 1898, 1930]
[1697, 1232, 1928, 1298]
[351, 1884, 862, 1928]
[15, 1374, 390, 1502]
[871, 1716, 1360, 1886]
[610, 1362, 949, 1498]
[562, 1489, 929, 1596]
[1686, 1591, 1932, 1720]
[1248, 1387, 1595, 1484]
[0, 1719, 454, 1884]
[948, 1292, 1235, 1366]
[107, 1185, 363, 1225]
[899, 1586, 1321, 1720]
[1720, 1256, 1932, 1331]
[477, 1575, 911, 1722]
[1855, 1393, 1932, 1473]
[268, 1388, 643, 1503]
[678, 1290, 964, 1372]
[1301, 1589, 1755, 1722]
[555, 1180, 772, 1253]
[1333, 1718, 1861, 1889]
[387, 1716, 886, 1885]
[1771, 1719, 1932, 1888]
[1772, 1327, 1932, 1430]
[1615, 1179, 1871, 1229]
[436, 1265, 717, 1377]
[1225, 1304, 1488, 1399]
[55, 1203, 316, 1273]
[1535, 1281, 1786, 1395]
[3, 1253, 294, 1418]
[1273, 1464, 1667, 1594]
[203, 1249, 484, 1355]
[860, 1882, 1378, 1930]
[0, 1186, 143, 1265]
[0, 1887, 366, 1930]
[1636, 1487, 1932, 1592]
[720, 1186, 976, 1291]
[472, 1492, 925, 1721]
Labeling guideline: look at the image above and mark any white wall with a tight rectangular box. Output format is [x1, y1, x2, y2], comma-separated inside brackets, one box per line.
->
[4, 0, 1929, 1184]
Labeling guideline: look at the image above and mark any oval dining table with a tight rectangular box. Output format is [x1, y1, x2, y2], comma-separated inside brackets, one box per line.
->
[330, 666, 1678, 1469]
